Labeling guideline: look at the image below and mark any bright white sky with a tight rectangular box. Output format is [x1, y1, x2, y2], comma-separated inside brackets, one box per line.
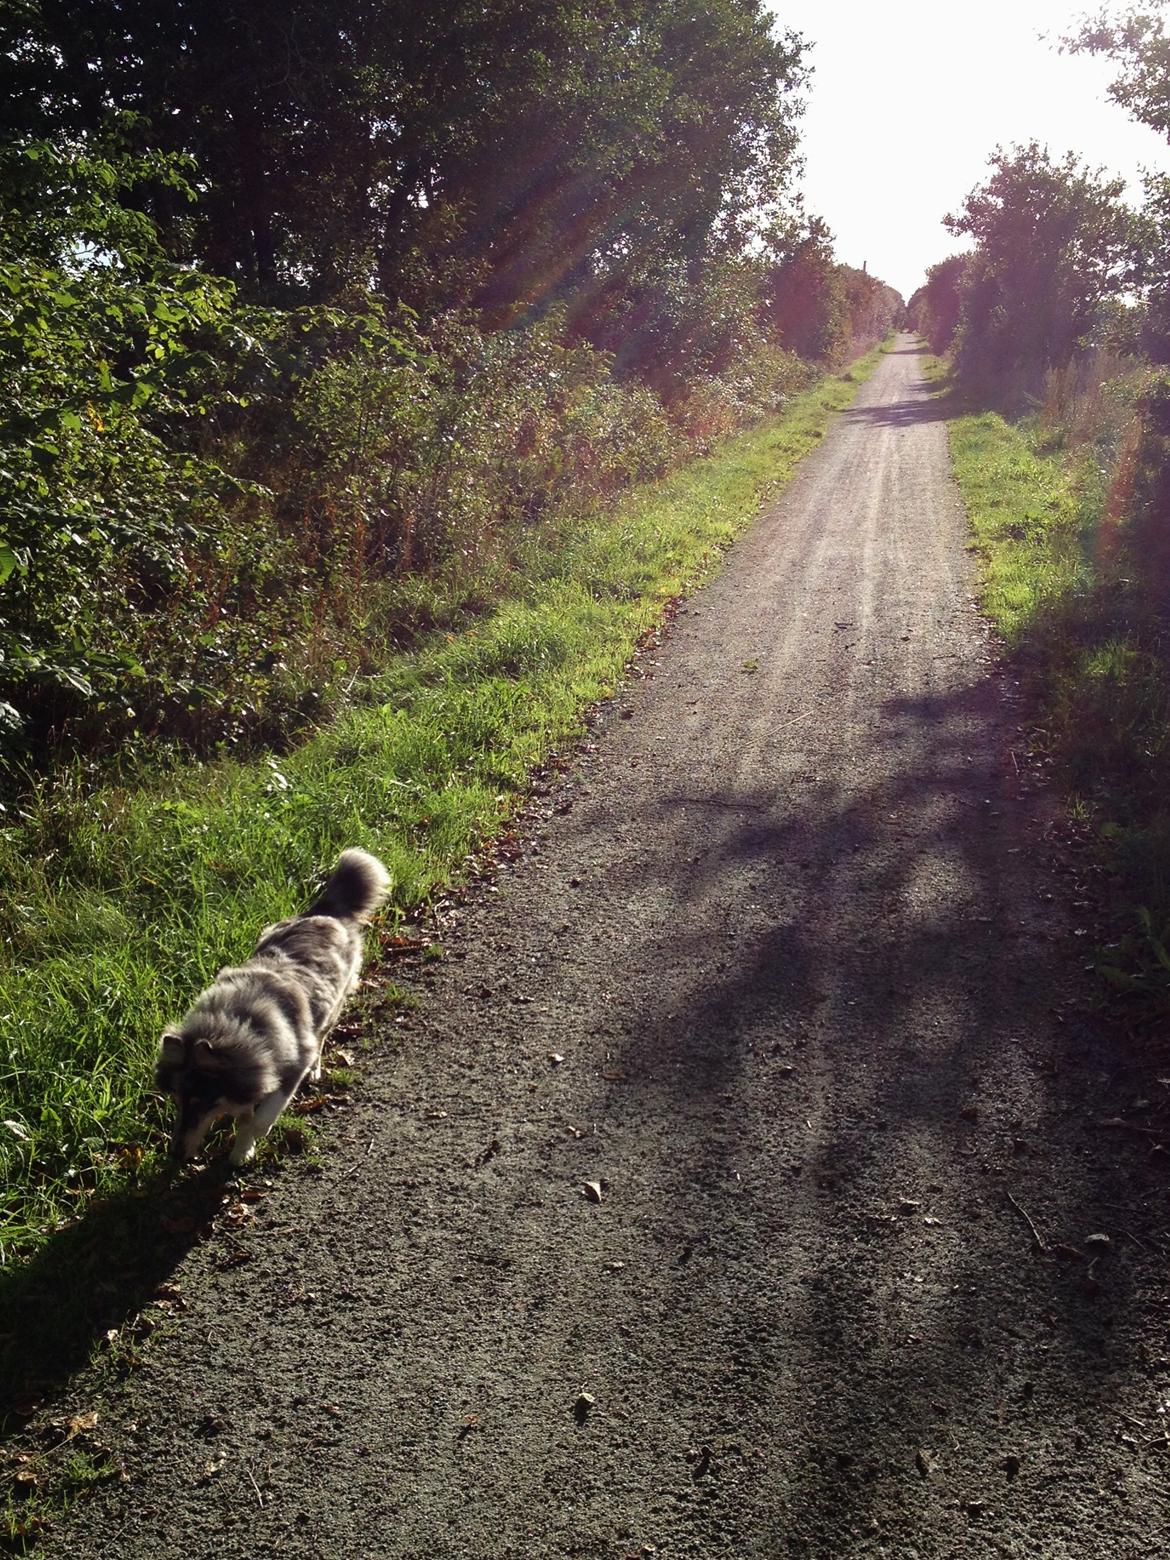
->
[770, 0, 1170, 300]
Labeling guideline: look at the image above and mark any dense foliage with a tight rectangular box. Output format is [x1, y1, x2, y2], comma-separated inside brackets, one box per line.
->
[926, 144, 1136, 402]
[5, 0, 808, 360]
[0, 0, 902, 790]
[905, 255, 969, 355]
[1066, 3, 1170, 616]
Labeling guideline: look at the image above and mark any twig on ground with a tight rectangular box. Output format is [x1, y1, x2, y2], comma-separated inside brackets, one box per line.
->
[339, 1139, 375, 1181]
[1119, 1227, 1163, 1254]
[1097, 1117, 1161, 1137]
[1007, 1191, 1046, 1253]
[247, 1464, 265, 1509]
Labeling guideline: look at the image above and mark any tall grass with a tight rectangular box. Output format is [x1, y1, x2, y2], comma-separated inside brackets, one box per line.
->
[0, 349, 884, 1261]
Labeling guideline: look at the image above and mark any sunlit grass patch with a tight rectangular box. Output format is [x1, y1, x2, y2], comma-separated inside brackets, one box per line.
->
[950, 410, 1090, 644]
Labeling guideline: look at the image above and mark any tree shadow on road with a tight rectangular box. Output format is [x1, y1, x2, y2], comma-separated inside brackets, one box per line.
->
[845, 393, 959, 427]
[585, 669, 1165, 1551]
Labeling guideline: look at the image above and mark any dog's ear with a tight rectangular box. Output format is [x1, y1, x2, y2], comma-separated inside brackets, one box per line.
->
[158, 1029, 185, 1062]
[193, 1038, 216, 1058]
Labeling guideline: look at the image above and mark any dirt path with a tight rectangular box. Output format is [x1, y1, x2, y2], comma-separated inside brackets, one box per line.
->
[39, 338, 1170, 1558]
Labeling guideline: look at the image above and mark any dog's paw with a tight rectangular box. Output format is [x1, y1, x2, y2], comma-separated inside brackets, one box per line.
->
[228, 1141, 257, 1167]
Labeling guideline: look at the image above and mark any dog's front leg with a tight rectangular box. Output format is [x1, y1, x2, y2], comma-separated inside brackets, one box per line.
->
[227, 1103, 259, 1166]
[228, 1087, 294, 1166]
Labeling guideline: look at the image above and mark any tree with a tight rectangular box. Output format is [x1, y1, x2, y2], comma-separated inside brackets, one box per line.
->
[945, 142, 1134, 395]
[837, 264, 901, 354]
[759, 215, 847, 363]
[906, 254, 970, 353]
[1065, 4, 1170, 362]
[5, 0, 808, 341]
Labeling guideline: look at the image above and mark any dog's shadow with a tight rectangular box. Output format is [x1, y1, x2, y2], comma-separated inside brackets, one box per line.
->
[0, 1164, 235, 1431]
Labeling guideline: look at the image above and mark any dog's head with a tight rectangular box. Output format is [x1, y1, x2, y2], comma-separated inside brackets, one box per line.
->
[156, 1029, 237, 1162]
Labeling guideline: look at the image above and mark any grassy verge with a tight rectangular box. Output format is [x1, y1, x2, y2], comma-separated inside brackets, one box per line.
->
[0, 342, 886, 1269]
[946, 384, 1170, 1002]
[949, 409, 1095, 646]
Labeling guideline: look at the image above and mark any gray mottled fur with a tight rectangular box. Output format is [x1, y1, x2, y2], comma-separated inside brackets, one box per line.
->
[156, 848, 390, 1165]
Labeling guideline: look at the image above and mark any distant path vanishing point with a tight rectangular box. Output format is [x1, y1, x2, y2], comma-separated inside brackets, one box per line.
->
[46, 336, 1170, 1558]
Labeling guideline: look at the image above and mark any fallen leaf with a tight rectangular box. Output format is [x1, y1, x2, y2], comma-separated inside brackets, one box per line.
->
[8, 1515, 46, 1539]
[291, 1094, 330, 1115]
[582, 1180, 604, 1203]
[915, 1448, 934, 1478]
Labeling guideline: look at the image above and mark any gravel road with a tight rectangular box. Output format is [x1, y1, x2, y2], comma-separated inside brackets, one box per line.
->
[39, 338, 1170, 1557]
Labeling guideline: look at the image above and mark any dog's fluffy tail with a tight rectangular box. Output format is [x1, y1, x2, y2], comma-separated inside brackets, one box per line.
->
[308, 848, 391, 920]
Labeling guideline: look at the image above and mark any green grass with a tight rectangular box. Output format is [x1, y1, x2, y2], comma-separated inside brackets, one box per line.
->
[1, 1419, 121, 1552]
[0, 345, 884, 1273]
[945, 380, 1170, 1005]
[948, 409, 1092, 645]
